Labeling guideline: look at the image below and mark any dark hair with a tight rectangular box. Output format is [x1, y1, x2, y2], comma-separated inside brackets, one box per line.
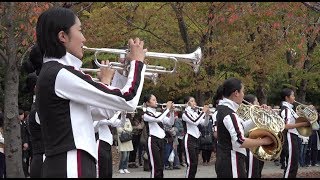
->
[280, 88, 293, 101]
[22, 44, 43, 75]
[143, 94, 154, 103]
[244, 94, 257, 105]
[212, 85, 223, 107]
[36, 7, 77, 58]
[222, 78, 242, 98]
[184, 96, 193, 104]
[0, 112, 3, 127]
[19, 109, 24, 116]
[25, 72, 38, 94]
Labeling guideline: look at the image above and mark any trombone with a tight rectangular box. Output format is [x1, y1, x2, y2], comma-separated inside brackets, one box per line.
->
[82, 45, 202, 74]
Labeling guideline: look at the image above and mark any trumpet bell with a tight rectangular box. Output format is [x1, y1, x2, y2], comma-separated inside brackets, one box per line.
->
[296, 117, 313, 137]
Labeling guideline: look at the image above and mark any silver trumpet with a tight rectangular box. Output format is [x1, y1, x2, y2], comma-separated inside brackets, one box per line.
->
[84, 68, 159, 85]
[81, 45, 202, 74]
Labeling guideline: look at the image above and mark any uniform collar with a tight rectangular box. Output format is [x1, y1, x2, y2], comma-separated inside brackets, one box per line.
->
[219, 97, 240, 112]
[146, 106, 157, 113]
[43, 52, 83, 70]
[185, 106, 198, 112]
[282, 101, 293, 109]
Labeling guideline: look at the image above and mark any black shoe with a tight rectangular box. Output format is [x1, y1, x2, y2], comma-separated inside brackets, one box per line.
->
[173, 166, 181, 169]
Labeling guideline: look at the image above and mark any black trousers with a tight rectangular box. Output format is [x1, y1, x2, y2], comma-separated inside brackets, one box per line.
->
[147, 135, 165, 178]
[201, 149, 212, 163]
[283, 132, 299, 178]
[280, 131, 288, 167]
[42, 149, 96, 178]
[215, 145, 247, 178]
[129, 134, 141, 164]
[30, 153, 44, 178]
[177, 138, 185, 164]
[97, 140, 112, 178]
[246, 149, 264, 178]
[184, 134, 200, 178]
[22, 150, 30, 177]
[0, 152, 5, 178]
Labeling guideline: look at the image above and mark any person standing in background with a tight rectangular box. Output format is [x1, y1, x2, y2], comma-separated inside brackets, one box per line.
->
[198, 117, 214, 166]
[94, 111, 124, 178]
[243, 94, 265, 178]
[279, 88, 310, 178]
[117, 113, 134, 174]
[143, 94, 175, 178]
[173, 111, 186, 167]
[182, 96, 210, 178]
[299, 135, 309, 167]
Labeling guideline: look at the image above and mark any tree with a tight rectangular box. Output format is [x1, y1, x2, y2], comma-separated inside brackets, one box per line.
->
[73, 2, 320, 106]
[0, 2, 51, 177]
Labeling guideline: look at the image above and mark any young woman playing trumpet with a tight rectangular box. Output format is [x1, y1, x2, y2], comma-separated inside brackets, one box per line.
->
[142, 94, 175, 178]
[182, 96, 210, 178]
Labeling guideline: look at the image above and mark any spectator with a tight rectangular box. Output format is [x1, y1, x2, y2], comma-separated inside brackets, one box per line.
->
[299, 135, 309, 167]
[306, 129, 320, 167]
[198, 117, 214, 166]
[19, 109, 30, 178]
[117, 113, 134, 174]
[173, 111, 186, 167]
[128, 115, 144, 168]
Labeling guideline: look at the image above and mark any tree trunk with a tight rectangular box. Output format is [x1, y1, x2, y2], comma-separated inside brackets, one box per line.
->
[256, 83, 267, 105]
[171, 2, 191, 53]
[3, 2, 24, 177]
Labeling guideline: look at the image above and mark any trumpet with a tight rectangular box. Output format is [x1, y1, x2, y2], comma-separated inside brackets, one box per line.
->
[83, 68, 159, 85]
[82, 45, 202, 74]
[197, 104, 216, 113]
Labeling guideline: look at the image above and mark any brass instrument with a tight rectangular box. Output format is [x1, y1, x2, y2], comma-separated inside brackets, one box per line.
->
[85, 69, 159, 85]
[82, 46, 202, 74]
[294, 101, 318, 137]
[237, 100, 285, 161]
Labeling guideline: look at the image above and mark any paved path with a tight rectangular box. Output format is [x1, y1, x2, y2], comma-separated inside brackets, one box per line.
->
[112, 161, 320, 178]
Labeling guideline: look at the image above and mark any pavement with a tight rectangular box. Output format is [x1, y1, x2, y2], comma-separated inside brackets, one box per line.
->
[112, 161, 320, 178]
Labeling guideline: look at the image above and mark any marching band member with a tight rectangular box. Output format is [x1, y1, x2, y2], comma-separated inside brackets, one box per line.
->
[35, 7, 146, 177]
[279, 88, 309, 178]
[143, 94, 175, 178]
[92, 66, 133, 178]
[243, 94, 265, 178]
[182, 96, 210, 178]
[22, 44, 45, 178]
[212, 85, 224, 139]
[93, 111, 124, 178]
[215, 78, 273, 178]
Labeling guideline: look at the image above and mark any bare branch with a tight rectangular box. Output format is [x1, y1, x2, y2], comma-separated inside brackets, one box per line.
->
[302, 2, 320, 13]
[104, 3, 178, 52]
[76, 2, 94, 15]
[62, 2, 82, 8]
